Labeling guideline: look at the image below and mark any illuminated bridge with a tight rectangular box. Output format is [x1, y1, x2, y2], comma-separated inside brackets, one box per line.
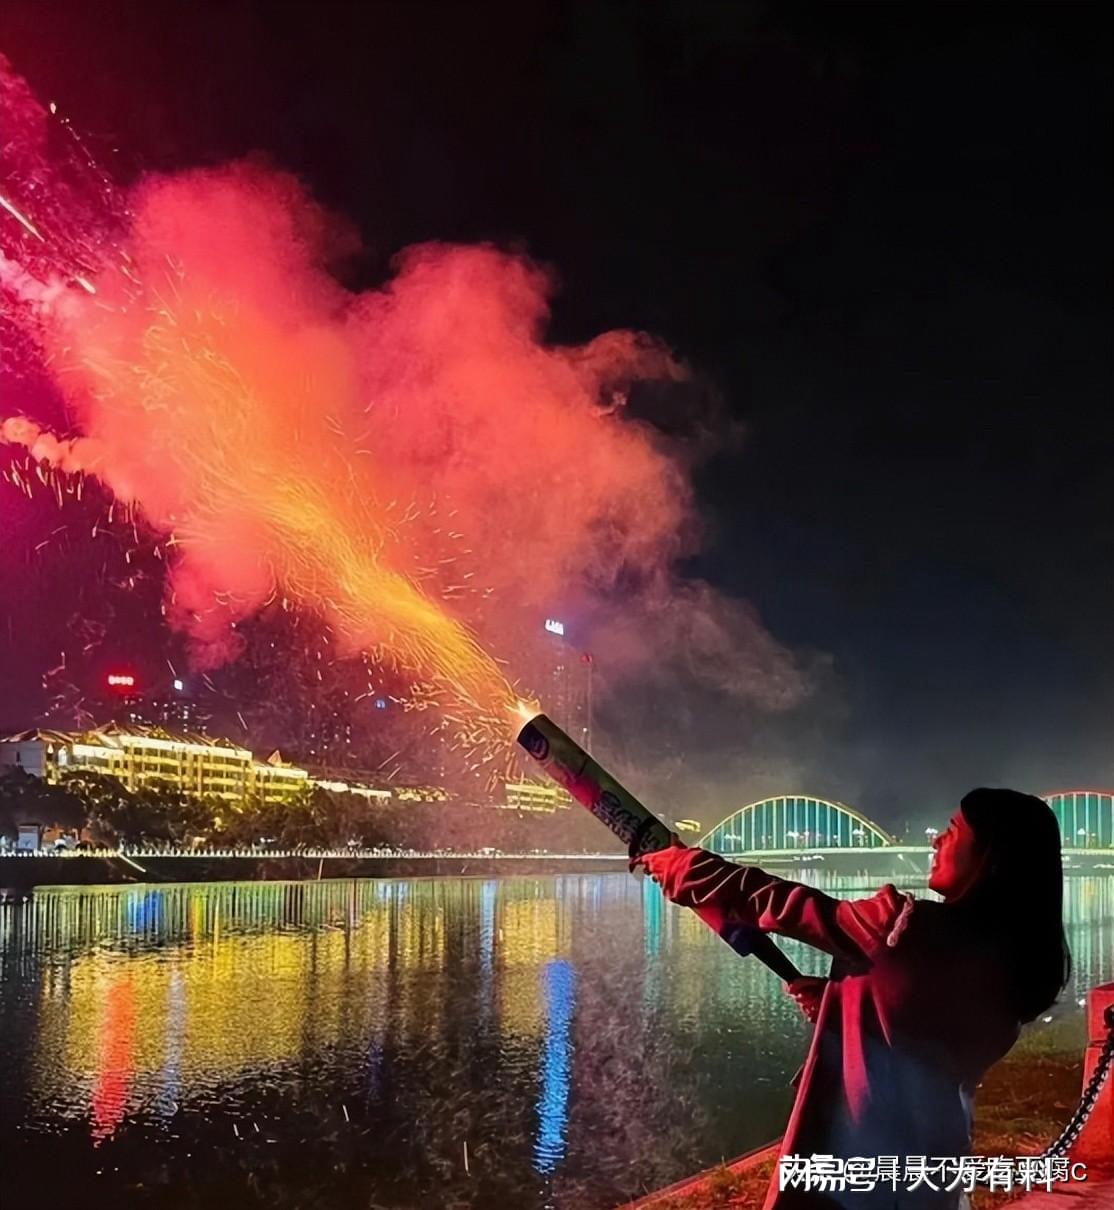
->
[697, 790, 1114, 858]
[700, 795, 897, 856]
[1044, 790, 1114, 850]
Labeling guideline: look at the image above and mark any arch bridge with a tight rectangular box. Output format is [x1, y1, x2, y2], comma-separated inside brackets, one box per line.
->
[1043, 790, 1114, 850]
[697, 790, 1114, 855]
[700, 794, 896, 854]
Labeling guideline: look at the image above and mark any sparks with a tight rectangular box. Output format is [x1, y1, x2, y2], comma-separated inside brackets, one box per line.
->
[0, 55, 696, 775]
[0, 191, 45, 241]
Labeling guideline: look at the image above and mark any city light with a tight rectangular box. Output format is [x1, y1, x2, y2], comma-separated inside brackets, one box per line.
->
[0, 29, 1107, 1210]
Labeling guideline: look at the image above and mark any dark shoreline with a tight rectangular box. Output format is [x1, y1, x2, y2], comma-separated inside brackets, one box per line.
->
[3, 848, 1108, 892]
[0, 853, 629, 891]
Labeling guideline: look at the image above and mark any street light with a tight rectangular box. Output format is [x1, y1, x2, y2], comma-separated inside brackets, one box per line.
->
[925, 826, 938, 847]
[1077, 827, 1087, 849]
[787, 830, 799, 849]
[852, 827, 865, 848]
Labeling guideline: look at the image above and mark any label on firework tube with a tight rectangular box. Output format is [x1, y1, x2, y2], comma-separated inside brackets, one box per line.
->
[515, 713, 671, 861]
[515, 711, 802, 984]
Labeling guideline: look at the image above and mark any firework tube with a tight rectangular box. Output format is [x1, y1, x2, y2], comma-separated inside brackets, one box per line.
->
[515, 712, 801, 983]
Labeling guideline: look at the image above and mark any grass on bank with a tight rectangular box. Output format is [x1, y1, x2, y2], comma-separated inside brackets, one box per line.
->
[634, 1050, 1085, 1210]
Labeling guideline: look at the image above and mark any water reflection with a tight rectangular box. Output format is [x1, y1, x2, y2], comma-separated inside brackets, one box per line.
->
[0, 873, 1107, 1208]
[536, 959, 576, 1173]
[90, 973, 134, 1144]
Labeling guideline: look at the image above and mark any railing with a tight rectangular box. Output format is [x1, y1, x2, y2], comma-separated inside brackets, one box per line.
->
[1064, 981, 1114, 1169]
[704, 844, 1114, 858]
[7, 843, 1113, 860]
[0, 846, 627, 861]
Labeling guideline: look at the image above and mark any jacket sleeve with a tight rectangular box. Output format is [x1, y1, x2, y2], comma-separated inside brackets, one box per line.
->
[657, 847, 914, 965]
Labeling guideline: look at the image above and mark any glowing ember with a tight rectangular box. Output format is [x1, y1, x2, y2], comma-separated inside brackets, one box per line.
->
[513, 699, 541, 729]
[0, 191, 44, 241]
[0, 58, 699, 769]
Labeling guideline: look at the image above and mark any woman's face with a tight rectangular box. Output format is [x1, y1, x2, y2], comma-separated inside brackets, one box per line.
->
[928, 810, 987, 900]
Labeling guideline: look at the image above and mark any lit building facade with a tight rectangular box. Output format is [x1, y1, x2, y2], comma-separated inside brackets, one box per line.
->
[501, 616, 594, 810]
[85, 674, 210, 734]
[503, 781, 566, 812]
[538, 618, 593, 753]
[0, 724, 308, 804]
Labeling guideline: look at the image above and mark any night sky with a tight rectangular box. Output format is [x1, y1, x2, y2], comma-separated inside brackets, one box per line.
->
[1, 2, 1111, 831]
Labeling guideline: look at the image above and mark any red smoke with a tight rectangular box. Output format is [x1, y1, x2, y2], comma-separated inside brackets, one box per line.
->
[1, 62, 807, 761]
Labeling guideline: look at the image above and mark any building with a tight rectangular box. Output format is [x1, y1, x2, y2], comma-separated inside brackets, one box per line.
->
[0, 724, 308, 805]
[312, 777, 393, 804]
[537, 618, 593, 752]
[500, 616, 595, 808]
[503, 781, 566, 812]
[1, 722, 559, 816]
[84, 673, 211, 733]
[141, 692, 209, 733]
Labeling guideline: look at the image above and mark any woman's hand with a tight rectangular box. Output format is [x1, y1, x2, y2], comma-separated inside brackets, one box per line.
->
[636, 835, 692, 895]
[784, 975, 827, 1024]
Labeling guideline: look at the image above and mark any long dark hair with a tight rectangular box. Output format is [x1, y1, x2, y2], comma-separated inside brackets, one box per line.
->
[955, 788, 1072, 1024]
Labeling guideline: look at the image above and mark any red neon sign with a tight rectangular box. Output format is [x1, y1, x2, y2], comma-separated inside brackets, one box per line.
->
[107, 674, 135, 688]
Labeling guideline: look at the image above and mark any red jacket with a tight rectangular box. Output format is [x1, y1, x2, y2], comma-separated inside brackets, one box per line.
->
[653, 847, 1022, 1209]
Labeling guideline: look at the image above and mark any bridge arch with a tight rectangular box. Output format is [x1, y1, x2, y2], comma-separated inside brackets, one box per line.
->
[1043, 790, 1114, 849]
[700, 794, 897, 853]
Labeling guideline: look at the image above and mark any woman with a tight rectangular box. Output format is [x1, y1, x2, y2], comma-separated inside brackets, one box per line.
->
[639, 787, 1072, 1209]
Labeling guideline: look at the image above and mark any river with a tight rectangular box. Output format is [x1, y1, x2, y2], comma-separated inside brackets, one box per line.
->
[0, 873, 1108, 1209]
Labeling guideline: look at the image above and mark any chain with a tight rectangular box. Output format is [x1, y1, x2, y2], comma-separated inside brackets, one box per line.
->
[1041, 1004, 1114, 1158]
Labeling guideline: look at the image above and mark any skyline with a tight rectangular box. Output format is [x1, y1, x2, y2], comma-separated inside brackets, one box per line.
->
[3, 716, 1112, 852]
[0, 3, 1110, 834]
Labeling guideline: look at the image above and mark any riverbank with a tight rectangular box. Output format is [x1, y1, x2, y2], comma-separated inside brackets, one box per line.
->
[0, 851, 627, 890]
[625, 1050, 1087, 1210]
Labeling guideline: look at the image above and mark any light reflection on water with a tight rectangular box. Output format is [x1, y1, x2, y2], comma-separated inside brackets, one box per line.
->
[0, 873, 1107, 1209]
[535, 959, 576, 1174]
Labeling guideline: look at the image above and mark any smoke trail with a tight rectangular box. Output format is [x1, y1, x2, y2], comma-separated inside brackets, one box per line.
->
[0, 416, 101, 474]
[0, 58, 808, 770]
